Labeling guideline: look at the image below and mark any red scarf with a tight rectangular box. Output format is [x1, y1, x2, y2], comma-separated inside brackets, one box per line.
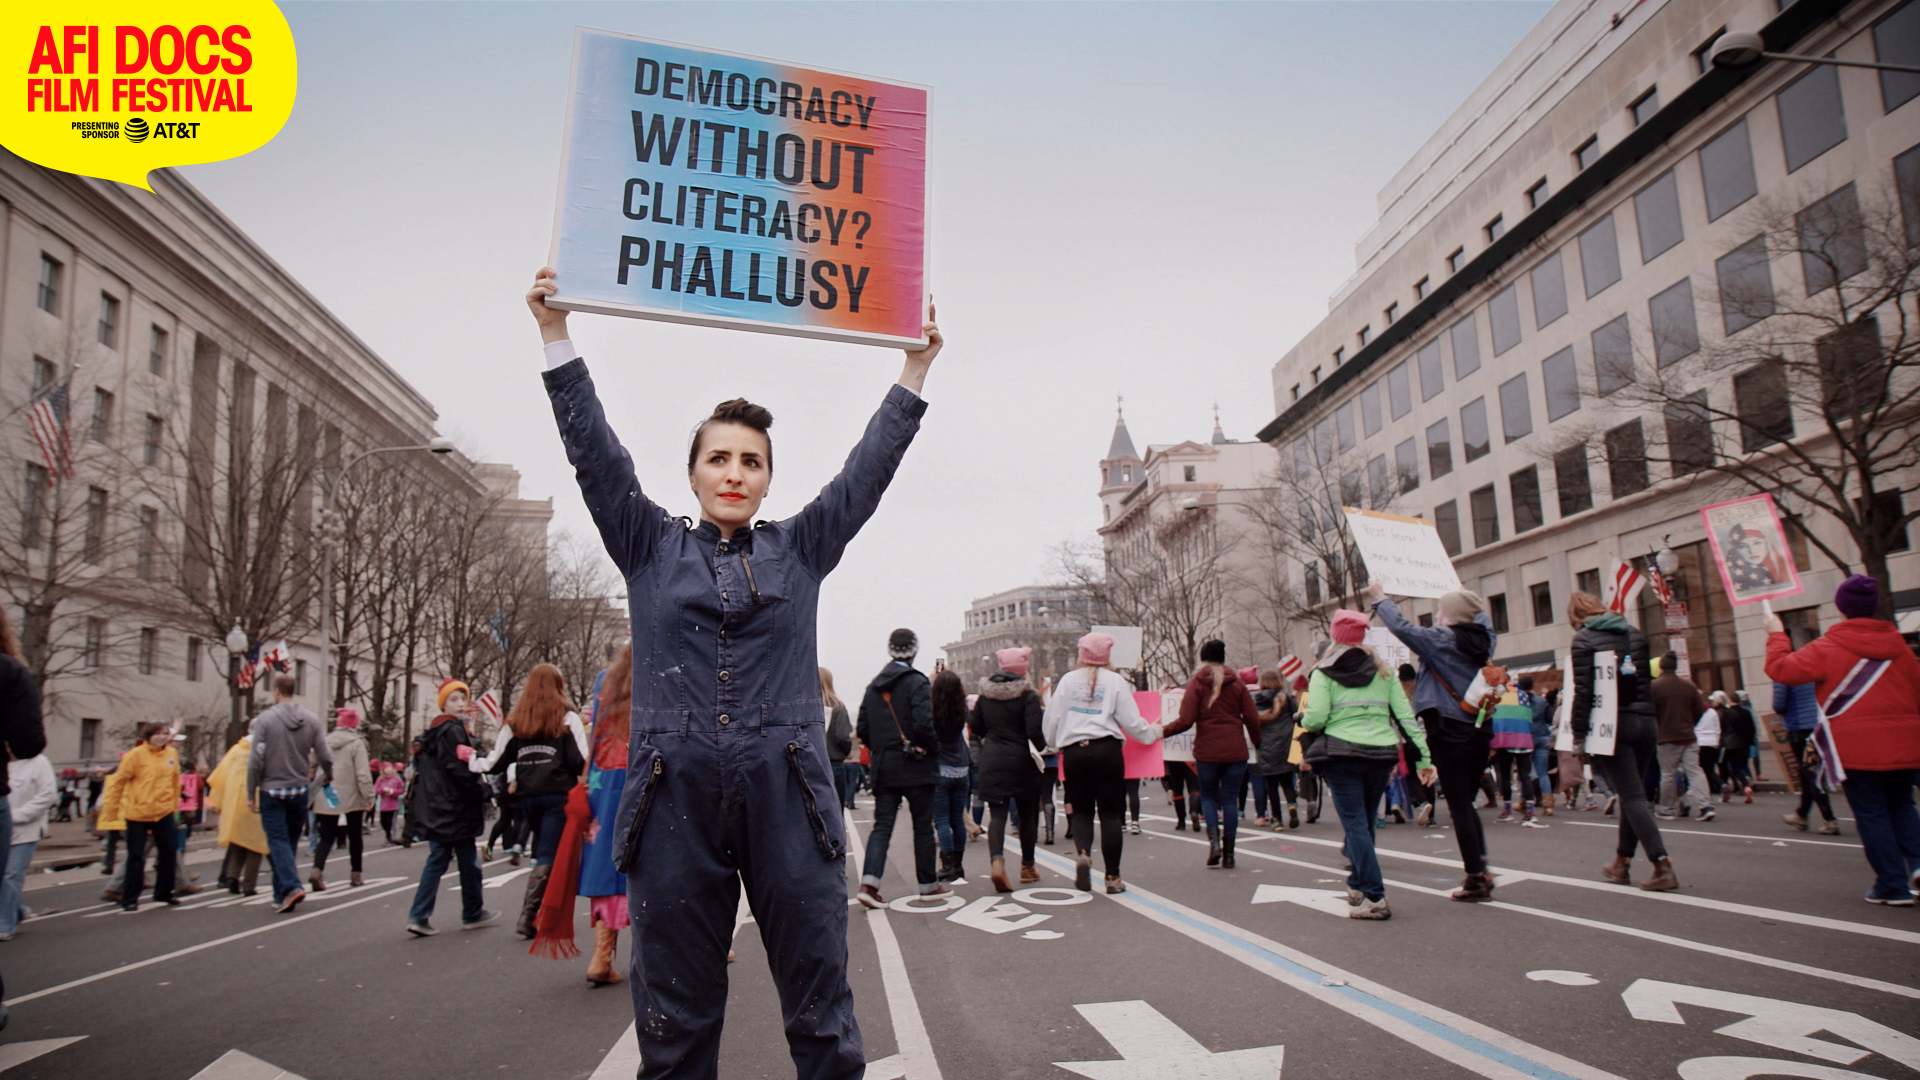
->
[528, 782, 592, 960]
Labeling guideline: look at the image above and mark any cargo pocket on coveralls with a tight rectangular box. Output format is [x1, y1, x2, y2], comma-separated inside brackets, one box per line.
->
[612, 746, 663, 875]
[786, 742, 844, 860]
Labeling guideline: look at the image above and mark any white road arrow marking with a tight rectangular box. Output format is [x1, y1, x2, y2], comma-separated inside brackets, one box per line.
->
[1054, 1000, 1284, 1079]
[482, 867, 530, 889]
[1250, 884, 1351, 917]
[187, 1049, 309, 1079]
[863, 1053, 905, 1080]
[946, 895, 1050, 935]
[1623, 979, 1920, 1068]
[0, 1037, 84, 1073]
[1676, 1057, 1884, 1080]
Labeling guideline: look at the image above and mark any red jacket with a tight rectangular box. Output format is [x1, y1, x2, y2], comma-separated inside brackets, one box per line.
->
[1164, 668, 1261, 763]
[1764, 620, 1920, 772]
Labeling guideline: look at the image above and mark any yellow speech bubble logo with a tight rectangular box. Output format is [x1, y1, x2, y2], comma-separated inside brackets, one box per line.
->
[0, 0, 296, 190]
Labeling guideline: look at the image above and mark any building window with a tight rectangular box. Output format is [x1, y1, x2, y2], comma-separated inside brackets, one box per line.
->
[1530, 251, 1567, 329]
[1367, 455, 1391, 508]
[1304, 562, 1322, 607]
[137, 505, 158, 580]
[1692, 28, 1727, 75]
[79, 718, 101, 759]
[1395, 437, 1419, 493]
[1385, 302, 1399, 325]
[1333, 347, 1345, 367]
[1313, 418, 1333, 465]
[1360, 381, 1383, 437]
[90, 388, 113, 442]
[84, 618, 105, 667]
[1555, 445, 1593, 517]
[1543, 346, 1580, 421]
[1577, 568, 1601, 596]
[1510, 466, 1543, 533]
[1426, 418, 1453, 478]
[1634, 170, 1685, 263]
[1434, 500, 1463, 557]
[1461, 398, 1491, 462]
[1631, 88, 1661, 127]
[187, 637, 202, 681]
[1574, 136, 1601, 171]
[1700, 119, 1759, 222]
[1447, 248, 1466, 275]
[1182, 465, 1196, 482]
[1867, 490, 1911, 552]
[83, 486, 107, 564]
[139, 628, 157, 675]
[1878, 1, 1920, 111]
[1414, 276, 1431, 300]
[1530, 582, 1556, 628]
[1735, 359, 1793, 452]
[1310, 366, 1321, 385]
[144, 414, 163, 465]
[1896, 142, 1920, 248]
[1417, 339, 1444, 401]
[1499, 374, 1532, 443]
[1607, 420, 1650, 498]
[1486, 216, 1505, 243]
[1489, 284, 1522, 356]
[1716, 235, 1775, 335]
[148, 326, 168, 375]
[1358, 326, 1372, 347]
[1526, 177, 1550, 210]
[296, 658, 309, 696]
[1289, 384, 1300, 403]
[1450, 312, 1480, 379]
[1335, 403, 1356, 452]
[1816, 317, 1883, 423]
[1386, 363, 1412, 420]
[1471, 485, 1501, 548]
[1649, 278, 1700, 367]
[23, 465, 47, 549]
[31, 356, 55, 397]
[98, 294, 120, 348]
[36, 254, 61, 313]
[1488, 593, 1511, 633]
[1579, 215, 1622, 298]
[1592, 315, 1633, 394]
[1778, 64, 1847, 173]
[1797, 183, 1867, 295]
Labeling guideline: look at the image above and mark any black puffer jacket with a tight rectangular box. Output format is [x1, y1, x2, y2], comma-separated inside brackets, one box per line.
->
[856, 661, 938, 789]
[969, 670, 1045, 801]
[407, 717, 485, 842]
[1255, 689, 1297, 776]
[1569, 614, 1654, 739]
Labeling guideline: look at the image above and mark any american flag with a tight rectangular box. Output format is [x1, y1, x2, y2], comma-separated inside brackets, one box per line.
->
[28, 380, 72, 482]
[1605, 558, 1645, 615]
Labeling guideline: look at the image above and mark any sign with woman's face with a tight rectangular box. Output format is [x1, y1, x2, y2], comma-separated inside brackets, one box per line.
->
[1699, 494, 1804, 605]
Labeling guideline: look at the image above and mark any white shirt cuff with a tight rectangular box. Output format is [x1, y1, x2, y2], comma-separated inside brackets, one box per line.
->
[543, 340, 577, 369]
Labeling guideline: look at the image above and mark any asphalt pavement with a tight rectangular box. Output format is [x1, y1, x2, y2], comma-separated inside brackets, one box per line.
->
[0, 789, 1914, 1079]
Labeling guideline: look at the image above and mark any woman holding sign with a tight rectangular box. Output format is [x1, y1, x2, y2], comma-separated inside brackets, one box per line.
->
[527, 267, 941, 1079]
[1566, 592, 1673, 891]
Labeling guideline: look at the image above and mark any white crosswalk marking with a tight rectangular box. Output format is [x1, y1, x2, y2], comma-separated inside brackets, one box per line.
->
[187, 1049, 307, 1080]
[0, 1038, 85, 1073]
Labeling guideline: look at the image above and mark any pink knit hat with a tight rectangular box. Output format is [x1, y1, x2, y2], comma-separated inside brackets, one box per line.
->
[335, 707, 361, 729]
[1078, 632, 1115, 667]
[1237, 666, 1258, 685]
[995, 647, 1033, 677]
[1331, 609, 1370, 646]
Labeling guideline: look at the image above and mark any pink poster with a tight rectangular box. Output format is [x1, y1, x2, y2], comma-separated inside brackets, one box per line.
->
[1056, 692, 1165, 781]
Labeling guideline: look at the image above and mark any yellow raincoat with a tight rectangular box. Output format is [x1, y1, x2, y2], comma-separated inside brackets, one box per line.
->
[206, 738, 267, 854]
[94, 768, 127, 832]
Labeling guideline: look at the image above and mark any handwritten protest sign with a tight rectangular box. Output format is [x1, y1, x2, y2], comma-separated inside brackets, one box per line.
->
[1699, 494, 1804, 606]
[547, 28, 929, 348]
[1342, 507, 1462, 599]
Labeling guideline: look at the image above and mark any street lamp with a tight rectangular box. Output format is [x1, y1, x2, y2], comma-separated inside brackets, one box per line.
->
[1708, 30, 1920, 75]
[317, 437, 455, 718]
[224, 622, 248, 741]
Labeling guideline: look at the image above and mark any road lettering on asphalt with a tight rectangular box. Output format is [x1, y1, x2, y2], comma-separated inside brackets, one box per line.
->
[946, 895, 1050, 935]
[1622, 979, 1920, 1068]
[1250, 884, 1351, 917]
[1053, 1000, 1285, 1079]
[1675, 1056, 1884, 1079]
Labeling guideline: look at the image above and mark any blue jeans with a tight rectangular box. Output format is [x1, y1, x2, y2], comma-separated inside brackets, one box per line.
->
[833, 761, 856, 808]
[1322, 757, 1395, 902]
[862, 784, 936, 892]
[0, 840, 36, 934]
[1196, 761, 1249, 840]
[258, 792, 308, 904]
[408, 839, 485, 925]
[1841, 768, 1920, 900]
[520, 792, 568, 866]
[931, 775, 970, 855]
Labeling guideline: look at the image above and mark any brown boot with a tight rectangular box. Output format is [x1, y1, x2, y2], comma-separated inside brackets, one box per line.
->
[1019, 863, 1040, 884]
[1450, 873, 1494, 902]
[1600, 856, 1632, 885]
[987, 858, 1011, 893]
[1639, 856, 1678, 891]
[308, 871, 325, 893]
[516, 865, 551, 939]
[350, 871, 364, 888]
[586, 925, 623, 986]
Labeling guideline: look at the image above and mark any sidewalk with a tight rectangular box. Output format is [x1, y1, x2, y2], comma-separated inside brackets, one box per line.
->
[30, 814, 225, 872]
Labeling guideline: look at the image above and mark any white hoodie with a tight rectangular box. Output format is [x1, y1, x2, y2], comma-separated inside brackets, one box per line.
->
[8, 755, 57, 844]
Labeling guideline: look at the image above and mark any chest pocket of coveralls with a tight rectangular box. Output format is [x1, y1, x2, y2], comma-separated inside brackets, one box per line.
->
[727, 550, 790, 641]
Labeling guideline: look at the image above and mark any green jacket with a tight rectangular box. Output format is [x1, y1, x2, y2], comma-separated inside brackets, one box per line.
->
[1302, 649, 1430, 769]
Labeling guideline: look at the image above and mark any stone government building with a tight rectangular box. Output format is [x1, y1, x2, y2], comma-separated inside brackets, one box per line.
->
[0, 149, 549, 766]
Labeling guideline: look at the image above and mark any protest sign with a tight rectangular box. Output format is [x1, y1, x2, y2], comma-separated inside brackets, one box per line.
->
[1699, 494, 1803, 606]
[1090, 626, 1143, 670]
[547, 28, 929, 348]
[1124, 689, 1164, 780]
[1342, 507, 1462, 599]
[1364, 628, 1412, 672]
[1585, 649, 1618, 757]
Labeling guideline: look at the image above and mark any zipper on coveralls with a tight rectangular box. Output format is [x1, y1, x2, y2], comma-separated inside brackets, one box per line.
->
[738, 552, 761, 603]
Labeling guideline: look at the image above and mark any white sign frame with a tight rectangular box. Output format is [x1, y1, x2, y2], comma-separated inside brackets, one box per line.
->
[1585, 649, 1618, 757]
[1342, 507, 1463, 599]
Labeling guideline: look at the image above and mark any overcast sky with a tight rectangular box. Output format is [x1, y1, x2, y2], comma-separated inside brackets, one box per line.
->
[181, 0, 1548, 692]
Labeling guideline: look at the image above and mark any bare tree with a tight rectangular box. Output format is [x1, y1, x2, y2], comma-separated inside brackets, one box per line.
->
[536, 529, 624, 701]
[1063, 505, 1238, 686]
[1250, 433, 1403, 640]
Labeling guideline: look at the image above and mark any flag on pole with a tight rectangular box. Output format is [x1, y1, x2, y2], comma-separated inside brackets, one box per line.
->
[1645, 558, 1674, 606]
[1605, 558, 1645, 615]
[27, 380, 72, 482]
[475, 690, 502, 723]
[1277, 654, 1303, 680]
[260, 639, 291, 672]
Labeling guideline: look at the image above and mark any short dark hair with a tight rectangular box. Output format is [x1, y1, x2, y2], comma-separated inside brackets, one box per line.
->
[1517, 675, 1534, 691]
[1661, 653, 1679, 673]
[136, 722, 168, 742]
[273, 673, 297, 697]
[1199, 640, 1226, 664]
[688, 398, 774, 473]
[1398, 663, 1417, 682]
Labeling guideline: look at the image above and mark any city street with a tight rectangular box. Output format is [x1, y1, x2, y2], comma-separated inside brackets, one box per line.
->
[0, 791, 1914, 1079]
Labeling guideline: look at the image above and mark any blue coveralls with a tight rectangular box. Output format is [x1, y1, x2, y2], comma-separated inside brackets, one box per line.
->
[544, 358, 925, 1080]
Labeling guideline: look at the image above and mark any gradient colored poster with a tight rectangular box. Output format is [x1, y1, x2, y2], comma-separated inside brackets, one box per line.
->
[1699, 493, 1804, 606]
[547, 28, 929, 348]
